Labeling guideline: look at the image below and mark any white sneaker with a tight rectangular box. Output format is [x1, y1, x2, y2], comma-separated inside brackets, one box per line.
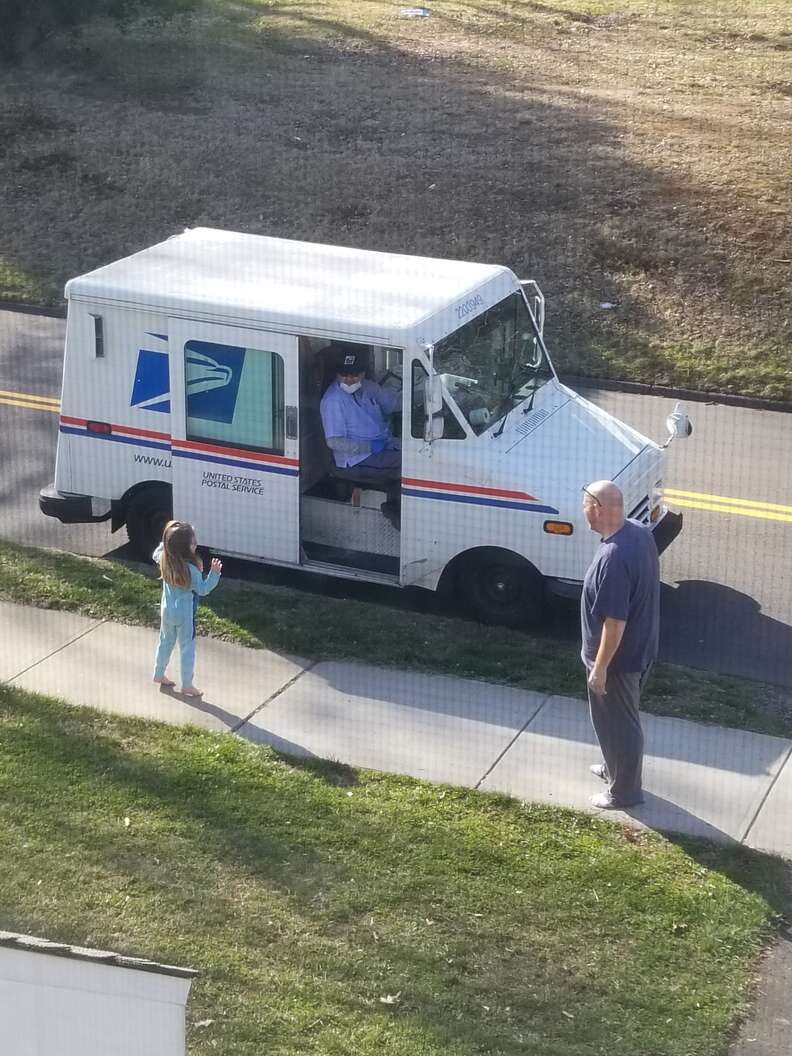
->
[590, 791, 644, 810]
[590, 763, 607, 781]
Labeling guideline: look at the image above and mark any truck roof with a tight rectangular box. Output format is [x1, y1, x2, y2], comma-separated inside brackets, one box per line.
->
[65, 228, 514, 344]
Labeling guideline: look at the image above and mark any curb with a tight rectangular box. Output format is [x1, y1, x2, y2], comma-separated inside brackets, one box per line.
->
[0, 300, 66, 319]
[3, 301, 791, 415]
[562, 375, 792, 416]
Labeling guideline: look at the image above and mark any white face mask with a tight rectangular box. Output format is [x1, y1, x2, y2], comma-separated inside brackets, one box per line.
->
[340, 380, 362, 394]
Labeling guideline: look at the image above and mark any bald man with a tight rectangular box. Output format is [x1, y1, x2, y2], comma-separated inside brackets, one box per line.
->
[580, 480, 660, 809]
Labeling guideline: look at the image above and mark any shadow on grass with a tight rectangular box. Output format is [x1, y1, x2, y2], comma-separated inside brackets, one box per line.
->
[1, 682, 790, 1054]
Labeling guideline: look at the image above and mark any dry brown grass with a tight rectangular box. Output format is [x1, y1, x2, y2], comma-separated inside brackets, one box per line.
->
[1, 0, 790, 397]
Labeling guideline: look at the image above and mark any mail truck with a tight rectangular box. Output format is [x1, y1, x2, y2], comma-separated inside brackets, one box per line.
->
[40, 228, 688, 625]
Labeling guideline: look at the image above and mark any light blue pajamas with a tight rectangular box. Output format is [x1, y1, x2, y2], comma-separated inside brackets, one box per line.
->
[152, 544, 220, 687]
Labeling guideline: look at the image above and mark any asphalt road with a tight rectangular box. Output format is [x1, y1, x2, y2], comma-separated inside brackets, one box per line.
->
[2, 307, 791, 688]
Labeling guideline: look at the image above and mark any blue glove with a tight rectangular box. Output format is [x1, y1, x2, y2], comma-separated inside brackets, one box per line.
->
[370, 437, 387, 454]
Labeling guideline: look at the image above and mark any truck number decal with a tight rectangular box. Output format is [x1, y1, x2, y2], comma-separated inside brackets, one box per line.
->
[456, 295, 484, 321]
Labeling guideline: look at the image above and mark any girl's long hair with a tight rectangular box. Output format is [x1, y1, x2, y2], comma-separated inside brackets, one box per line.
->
[159, 521, 202, 588]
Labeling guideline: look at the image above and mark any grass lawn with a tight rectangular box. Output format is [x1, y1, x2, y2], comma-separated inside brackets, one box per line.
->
[1, 681, 789, 1055]
[1, 1, 791, 397]
[1, 539, 790, 739]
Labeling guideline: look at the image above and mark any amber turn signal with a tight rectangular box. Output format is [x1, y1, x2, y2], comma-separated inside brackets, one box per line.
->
[543, 520, 573, 535]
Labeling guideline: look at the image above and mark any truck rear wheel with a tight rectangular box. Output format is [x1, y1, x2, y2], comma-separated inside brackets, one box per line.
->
[126, 485, 173, 560]
[459, 550, 545, 628]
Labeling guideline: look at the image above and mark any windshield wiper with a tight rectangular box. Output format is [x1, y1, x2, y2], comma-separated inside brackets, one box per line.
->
[522, 383, 539, 415]
[492, 405, 511, 438]
[492, 375, 542, 437]
[491, 387, 522, 437]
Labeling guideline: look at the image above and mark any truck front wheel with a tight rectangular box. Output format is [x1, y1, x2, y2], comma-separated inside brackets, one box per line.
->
[458, 550, 545, 628]
[125, 485, 173, 560]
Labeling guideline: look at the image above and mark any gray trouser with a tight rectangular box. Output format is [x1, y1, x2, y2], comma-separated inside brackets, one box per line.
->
[346, 449, 402, 480]
[587, 667, 650, 805]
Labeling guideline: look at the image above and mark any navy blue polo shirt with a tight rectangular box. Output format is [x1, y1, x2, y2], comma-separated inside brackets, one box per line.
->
[581, 519, 660, 673]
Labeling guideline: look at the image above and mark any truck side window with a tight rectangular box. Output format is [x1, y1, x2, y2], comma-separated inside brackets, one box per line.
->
[411, 360, 466, 440]
[184, 340, 285, 453]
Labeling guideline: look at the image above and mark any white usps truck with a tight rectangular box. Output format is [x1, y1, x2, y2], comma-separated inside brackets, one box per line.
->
[40, 228, 688, 625]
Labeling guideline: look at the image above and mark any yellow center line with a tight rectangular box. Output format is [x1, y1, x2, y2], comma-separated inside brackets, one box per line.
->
[0, 395, 60, 413]
[666, 496, 792, 524]
[664, 487, 792, 516]
[0, 388, 60, 407]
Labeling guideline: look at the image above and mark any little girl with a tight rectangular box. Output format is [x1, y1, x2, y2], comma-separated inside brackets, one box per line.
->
[152, 520, 222, 697]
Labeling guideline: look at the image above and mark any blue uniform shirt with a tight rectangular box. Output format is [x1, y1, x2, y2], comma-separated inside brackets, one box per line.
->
[320, 380, 400, 468]
[580, 519, 660, 674]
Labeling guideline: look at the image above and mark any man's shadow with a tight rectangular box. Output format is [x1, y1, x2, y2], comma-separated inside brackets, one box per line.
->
[660, 580, 792, 689]
[617, 790, 740, 846]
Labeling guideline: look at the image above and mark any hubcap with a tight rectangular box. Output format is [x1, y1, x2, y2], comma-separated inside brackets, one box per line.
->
[484, 565, 520, 607]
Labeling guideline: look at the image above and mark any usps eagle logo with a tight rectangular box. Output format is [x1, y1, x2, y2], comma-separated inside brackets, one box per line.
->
[130, 336, 244, 423]
[183, 341, 245, 424]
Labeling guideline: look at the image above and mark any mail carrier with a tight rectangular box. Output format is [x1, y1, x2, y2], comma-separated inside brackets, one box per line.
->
[40, 228, 688, 625]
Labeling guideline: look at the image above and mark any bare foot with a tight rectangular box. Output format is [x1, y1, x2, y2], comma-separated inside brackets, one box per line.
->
[154, 677, 175, 687]
[180, 685, 203, 697]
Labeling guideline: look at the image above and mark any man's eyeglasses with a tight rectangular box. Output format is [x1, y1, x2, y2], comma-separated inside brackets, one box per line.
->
[582, 487, 602, 507]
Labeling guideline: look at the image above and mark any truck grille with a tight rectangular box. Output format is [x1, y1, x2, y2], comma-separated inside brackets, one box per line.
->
[628, 495, 651, 524]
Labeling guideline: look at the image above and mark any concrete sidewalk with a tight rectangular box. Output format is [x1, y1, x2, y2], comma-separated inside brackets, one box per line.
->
[2, 600, 791, 860]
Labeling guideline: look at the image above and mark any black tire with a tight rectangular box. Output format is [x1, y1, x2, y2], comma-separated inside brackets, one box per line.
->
[459, 550, 545, 628]
[125, 485, 173, 560]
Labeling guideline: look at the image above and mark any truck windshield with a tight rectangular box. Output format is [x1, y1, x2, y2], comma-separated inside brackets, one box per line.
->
[432, 290, 554, 435]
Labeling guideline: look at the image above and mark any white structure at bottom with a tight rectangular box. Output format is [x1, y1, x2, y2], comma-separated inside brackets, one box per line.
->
[0, 931, 196, 1056]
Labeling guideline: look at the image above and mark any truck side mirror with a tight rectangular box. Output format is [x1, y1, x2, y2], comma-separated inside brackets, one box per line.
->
[427, 373, 444, 415]
[428, 414, 445, 441]
[664, 401, 693, 445]
[424, 374, 445, 442]
[519, 279, 545, 336]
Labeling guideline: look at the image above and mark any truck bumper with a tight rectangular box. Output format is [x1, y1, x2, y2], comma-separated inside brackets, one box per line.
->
[546, 509, 683, 605]
[39, 485, 111, 524]
[544, 577, 582, 604]
[651, 509, 683, 556]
